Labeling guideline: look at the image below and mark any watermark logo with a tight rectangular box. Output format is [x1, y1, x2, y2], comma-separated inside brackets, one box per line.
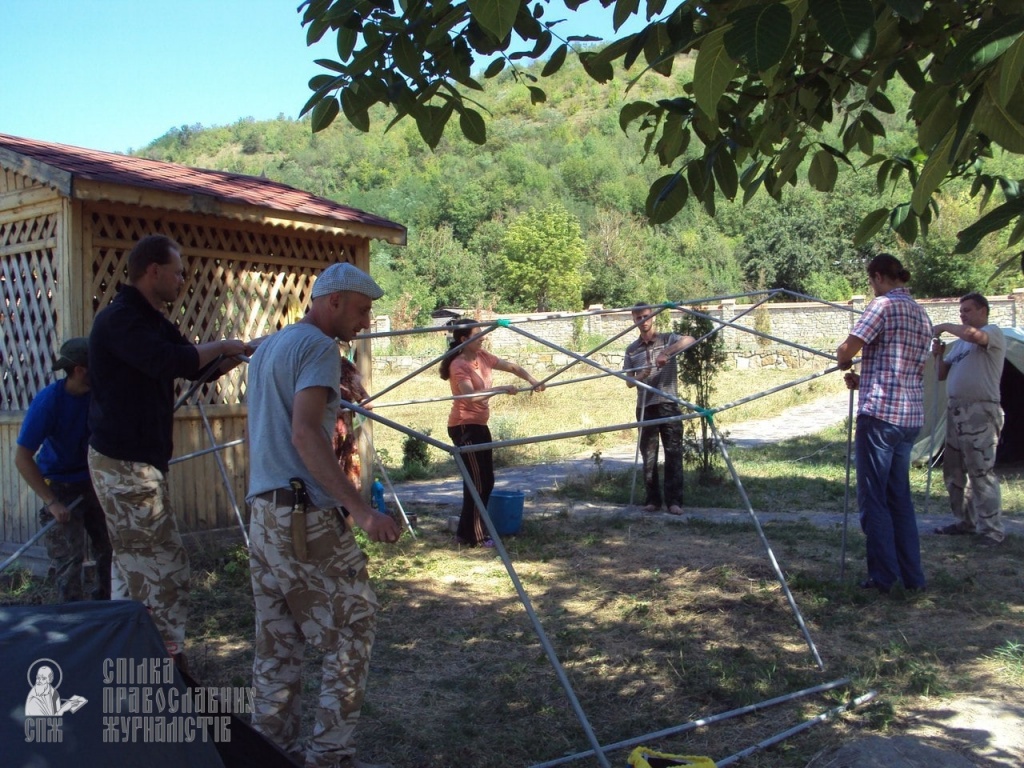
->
[25, 659, 87, 742]
[101, 657, 252, 743]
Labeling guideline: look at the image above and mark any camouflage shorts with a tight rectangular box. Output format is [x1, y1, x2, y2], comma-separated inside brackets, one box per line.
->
[88, 447, 190, 656]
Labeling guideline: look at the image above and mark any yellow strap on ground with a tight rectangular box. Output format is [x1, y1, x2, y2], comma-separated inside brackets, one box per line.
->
[626, 746, 717, 768]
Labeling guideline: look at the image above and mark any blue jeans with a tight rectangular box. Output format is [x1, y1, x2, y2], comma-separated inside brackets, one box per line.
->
[855, 415, 926, 590]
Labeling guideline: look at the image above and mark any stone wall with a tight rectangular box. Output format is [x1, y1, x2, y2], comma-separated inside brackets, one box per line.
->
[370, 289, 1024, 375]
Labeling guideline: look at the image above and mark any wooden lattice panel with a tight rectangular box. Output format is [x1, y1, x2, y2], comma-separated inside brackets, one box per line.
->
[1, 213, 61, 410]
[87, 208, 363, 406]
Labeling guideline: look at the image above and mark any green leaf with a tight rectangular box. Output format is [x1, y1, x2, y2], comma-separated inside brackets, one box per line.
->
[998, 36, 1024, 106]
[694, 27, 738, 122]
[933, 14, 1024, 85]
[859, 111, 886, 137]
[956, 198, 1024, 253]
[542, 44, 568, 77]
[886, 0, 925, 23]
[311, 96, 340, 133]
[987, 250, 1024, 284]
[646, 173, 689, 224]
[724, 3, 793, 72]
[1008, 218, 1024, 248]
[313, 59, 347, 74]
[528, 86, 547, 104]
[853, 207, 890, 246]
[712, 149, 738, 200]
[580, 51, 615, 83]
[337, 26, 358, 61]
[808, 149, 838, 191]
[483, 58, 506, 78]
[975, 81, 1024, 153]
[414, 104, 453, 149]
[467, 0, 518, 42]
[459, 107, 487, 145]
[619, 101, 654, 132]
[807, 0, 876, 59]
[393, 35, 421, 79]
[613, 0, 640, 32]
[912, 128, 954, 214]
[868, 91, 896, 114]
[340, 91, 370, 132]
[688, 161, 716, 217]
[891, 203, 918, 242]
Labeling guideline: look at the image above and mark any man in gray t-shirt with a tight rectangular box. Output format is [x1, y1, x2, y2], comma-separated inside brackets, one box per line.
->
[246, 262, 400, 768]
[932, 292, 1006, 545]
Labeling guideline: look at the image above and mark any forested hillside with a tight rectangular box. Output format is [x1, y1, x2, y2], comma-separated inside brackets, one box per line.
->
[140, 54, 1023, 322]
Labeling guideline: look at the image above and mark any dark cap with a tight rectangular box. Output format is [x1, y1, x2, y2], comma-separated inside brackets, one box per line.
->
[53, 337, 89, 372]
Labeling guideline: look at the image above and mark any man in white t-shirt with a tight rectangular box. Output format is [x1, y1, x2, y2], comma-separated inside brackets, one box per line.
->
[932, 292, 1006, 545]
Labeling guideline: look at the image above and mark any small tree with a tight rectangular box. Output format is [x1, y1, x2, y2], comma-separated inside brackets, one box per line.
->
[498, 204, 586, 311]
[676, 313, 727, 483]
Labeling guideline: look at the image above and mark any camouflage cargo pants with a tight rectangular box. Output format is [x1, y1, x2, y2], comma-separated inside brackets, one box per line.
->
[39, 480, 113, 602]
[88, 447, 191, 656]
[248, 494, 378, 768]
[943, 399, 1005, 542]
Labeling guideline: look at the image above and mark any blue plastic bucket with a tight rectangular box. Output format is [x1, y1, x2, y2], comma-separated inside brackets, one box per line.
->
[487, 490, 525, 536]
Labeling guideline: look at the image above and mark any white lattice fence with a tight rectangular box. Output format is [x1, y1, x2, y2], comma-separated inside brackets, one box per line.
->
[1, 212, 61, 410]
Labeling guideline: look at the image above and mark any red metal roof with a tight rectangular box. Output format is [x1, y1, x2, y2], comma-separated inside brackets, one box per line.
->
[0, 132, 405, 238]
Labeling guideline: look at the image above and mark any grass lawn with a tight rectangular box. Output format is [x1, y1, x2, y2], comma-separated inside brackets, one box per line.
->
[4, 369, 1021, 766]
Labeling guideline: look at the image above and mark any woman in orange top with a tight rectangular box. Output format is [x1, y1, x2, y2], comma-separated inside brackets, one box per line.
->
[440, 319, 545, 546]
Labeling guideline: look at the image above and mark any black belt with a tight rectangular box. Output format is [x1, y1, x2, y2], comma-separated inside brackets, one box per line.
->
[252, 488, 351, 518]
[253, 488, 297, 507]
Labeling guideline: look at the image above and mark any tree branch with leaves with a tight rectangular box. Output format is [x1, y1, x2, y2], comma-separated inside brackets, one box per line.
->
[298, 0, 1024, 277]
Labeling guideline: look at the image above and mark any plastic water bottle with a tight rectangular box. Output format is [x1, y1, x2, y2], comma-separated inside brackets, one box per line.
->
[371, 478, 386, 512]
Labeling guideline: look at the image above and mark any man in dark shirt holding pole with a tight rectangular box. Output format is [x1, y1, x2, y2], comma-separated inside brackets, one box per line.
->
[623, 303, 695, 515]
[88, 234, 252, 668]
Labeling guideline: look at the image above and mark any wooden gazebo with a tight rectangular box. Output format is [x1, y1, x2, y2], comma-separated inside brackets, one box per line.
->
[0, 132, 406, 560]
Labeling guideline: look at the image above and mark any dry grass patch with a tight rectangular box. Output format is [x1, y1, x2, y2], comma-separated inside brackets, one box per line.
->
[109, 508, 1021, 767]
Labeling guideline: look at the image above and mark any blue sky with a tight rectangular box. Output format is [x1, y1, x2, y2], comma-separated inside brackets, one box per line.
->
[1, 1, 645, 154]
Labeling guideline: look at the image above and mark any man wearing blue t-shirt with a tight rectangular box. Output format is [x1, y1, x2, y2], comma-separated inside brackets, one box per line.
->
[15, 337, 112, 601]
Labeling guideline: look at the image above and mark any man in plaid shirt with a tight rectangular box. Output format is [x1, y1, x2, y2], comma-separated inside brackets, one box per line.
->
[837, 254, 932, 594]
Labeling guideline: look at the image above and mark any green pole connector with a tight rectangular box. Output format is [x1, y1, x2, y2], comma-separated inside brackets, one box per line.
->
[693, 406, 715, 425]
[496, 318, 511, 327]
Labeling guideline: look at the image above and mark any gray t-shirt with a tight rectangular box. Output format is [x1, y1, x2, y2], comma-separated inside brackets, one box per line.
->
[944, 324, 1005, 403]
[246, 322, 341, 509]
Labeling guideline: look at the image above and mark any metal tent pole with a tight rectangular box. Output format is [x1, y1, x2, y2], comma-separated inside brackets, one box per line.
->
[528, 678, 851, 768]
[0, 496, 83, 575]
[714, 690, 877, 766]
[708, 413, 826, 670]
[839, 388, 855, 581]
[451, 449, 612, 768]
[196, 400, 249, 547]
[922, 355, 943, 516]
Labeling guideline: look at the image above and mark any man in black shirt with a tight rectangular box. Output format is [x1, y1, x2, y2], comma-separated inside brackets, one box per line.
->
[88, 234, 252, 668]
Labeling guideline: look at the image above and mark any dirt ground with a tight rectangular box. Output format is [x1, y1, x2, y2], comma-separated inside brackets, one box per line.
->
[174, 497, 1024, 768]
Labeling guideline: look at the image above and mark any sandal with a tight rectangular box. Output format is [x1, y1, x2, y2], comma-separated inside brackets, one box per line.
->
[934, 523, 973, 535]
